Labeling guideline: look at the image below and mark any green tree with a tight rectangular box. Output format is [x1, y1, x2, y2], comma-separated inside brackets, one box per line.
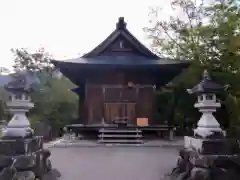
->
[11, 48, 54, 74]
[145, 0, 240, 126]
[0, 67, 10, 120]
[11, 48, 78, 133]
[31, 75, 78, 129]
[146, 0, 240, 71]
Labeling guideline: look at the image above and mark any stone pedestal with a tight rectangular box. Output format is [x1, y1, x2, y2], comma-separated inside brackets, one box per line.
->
[0, 136, 52, 180]
[184, 136, 240, 155]
[168, 136, 240, 180]
[3, 95, 34, 138]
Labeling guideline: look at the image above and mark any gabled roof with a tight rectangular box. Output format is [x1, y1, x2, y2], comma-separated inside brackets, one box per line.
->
[82, 17, 159, 58]
[52, 17, 190, 86]
[56, 55, 188, 65]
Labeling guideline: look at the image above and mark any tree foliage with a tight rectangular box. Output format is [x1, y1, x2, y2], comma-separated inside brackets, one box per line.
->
[145, 0, 240, 126]
[11, 48, 54, 74]
[0, 67, 10, 120]
[30, 74, 78, 129]
[146, 0, 240, 68]
[11, 48, 78, 133]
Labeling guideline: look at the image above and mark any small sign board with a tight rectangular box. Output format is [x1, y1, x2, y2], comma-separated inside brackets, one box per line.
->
[137, 118, 148, 127]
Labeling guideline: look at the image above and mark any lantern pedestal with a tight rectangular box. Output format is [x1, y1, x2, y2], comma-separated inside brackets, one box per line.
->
[0, 136, 52, 180]
[2, 98, 34, 138]
[168, 137, 240, 180]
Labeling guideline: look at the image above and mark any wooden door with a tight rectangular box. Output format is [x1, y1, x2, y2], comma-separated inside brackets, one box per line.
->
[125, 103, 136, 124]
[104, 103, 135, 124]
[104, 103, 120, 124]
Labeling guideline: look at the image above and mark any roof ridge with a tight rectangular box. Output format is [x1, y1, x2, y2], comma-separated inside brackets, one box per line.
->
[82, 17, 158, 58]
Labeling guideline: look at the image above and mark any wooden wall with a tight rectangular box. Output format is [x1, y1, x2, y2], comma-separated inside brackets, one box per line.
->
[85, 85, 103, 124]
[86, 71, 156, 85]
[84, 71, 156, 125]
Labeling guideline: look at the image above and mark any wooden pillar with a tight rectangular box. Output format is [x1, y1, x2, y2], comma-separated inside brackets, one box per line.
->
[102, 86, 106, 123]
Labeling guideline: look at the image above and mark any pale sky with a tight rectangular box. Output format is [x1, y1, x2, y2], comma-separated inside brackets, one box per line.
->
[0, 0, 176, 70]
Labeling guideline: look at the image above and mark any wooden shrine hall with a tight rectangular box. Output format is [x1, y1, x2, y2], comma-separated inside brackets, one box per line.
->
[52, 17, 189, 143]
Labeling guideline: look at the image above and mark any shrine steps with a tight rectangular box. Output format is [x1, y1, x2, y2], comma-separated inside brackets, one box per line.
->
[98, 134, 142, 138]
[98, 128, 143, 144]
[98, 139, 143, 144]
[99, 129, 142, 133]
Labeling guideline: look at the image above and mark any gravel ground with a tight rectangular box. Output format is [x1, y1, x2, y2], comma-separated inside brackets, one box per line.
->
[49, 147, 178, 180]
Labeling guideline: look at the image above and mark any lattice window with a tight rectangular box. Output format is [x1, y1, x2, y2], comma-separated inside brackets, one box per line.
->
[103, 87, 137, 102]
[122, 87, 137, 102]
[104, 87, 122, 102]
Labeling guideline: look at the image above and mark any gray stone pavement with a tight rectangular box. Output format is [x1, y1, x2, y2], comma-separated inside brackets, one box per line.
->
[49, 147, 179, 180]
[45, 138, 184, 149]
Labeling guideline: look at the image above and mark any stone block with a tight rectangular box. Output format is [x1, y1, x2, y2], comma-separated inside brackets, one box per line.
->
[184, 136, 240, 155]
[16, 171, 35, 180]
[169, 147, 240, 180]
[0, 136, 43, 156]
[14, 155, 36, 171]
[0, 155, 14, 169]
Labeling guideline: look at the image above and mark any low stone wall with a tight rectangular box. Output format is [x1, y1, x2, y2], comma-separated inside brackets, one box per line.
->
[0, 150, 52, 180]
[167, 148, 240, 180]
[0, 136, 52, 180]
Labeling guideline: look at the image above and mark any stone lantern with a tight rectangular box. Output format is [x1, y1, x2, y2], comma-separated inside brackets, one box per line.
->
[167, 70, 240, 180]
[0, 71, 53, 180]
[187, 70, 223, 138]
[3, 72, 38, 138]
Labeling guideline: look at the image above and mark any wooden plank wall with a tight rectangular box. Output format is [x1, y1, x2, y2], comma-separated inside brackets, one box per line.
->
[86, 84, 103, 124]
[84, 71, 156, 124]
[136, 87, 154, 124]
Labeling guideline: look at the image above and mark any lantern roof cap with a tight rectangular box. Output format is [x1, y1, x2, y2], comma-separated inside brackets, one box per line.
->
[187, 70, 223, 94]
[4, 70, 40, 93]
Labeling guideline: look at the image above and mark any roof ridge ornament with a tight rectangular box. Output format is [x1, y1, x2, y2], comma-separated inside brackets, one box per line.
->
[116, 17, 126, 30]
[203, 69, 210, 80]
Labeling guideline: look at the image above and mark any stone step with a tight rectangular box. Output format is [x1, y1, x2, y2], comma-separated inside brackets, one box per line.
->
[99, 129, 141, 133]
[98, 134, 142, 138]
[98, 139, 143, 144]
